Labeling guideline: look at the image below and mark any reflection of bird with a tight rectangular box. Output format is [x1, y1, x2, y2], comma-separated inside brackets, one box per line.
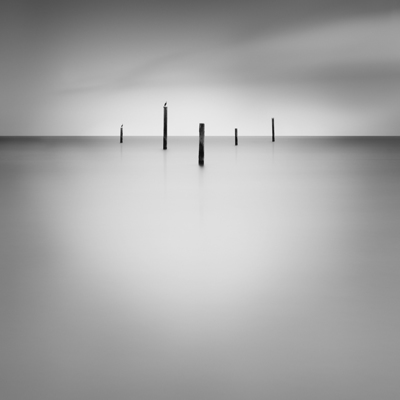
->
[121, 124, 123, 128]
[164, 102, 167, 107]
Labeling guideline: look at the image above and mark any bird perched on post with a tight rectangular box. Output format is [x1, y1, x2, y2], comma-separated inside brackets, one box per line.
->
[164, 102, 167, 107]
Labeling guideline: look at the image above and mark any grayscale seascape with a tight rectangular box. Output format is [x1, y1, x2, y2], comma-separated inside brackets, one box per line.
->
[1, 136, 400, 400]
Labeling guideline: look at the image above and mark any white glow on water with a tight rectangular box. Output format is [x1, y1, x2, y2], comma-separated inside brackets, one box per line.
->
[1, 137, 400, 400]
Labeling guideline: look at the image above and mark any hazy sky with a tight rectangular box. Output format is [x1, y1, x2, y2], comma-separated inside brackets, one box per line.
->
[1, 0, 399, 136]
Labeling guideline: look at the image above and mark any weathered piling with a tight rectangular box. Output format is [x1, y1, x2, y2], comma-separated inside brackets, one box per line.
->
[272, 118, 275, 142]
[199, 123, 205, 166]
[120, 124, 123, 143]
[235, 128, 238, 146]
[163, 102, 168, 150]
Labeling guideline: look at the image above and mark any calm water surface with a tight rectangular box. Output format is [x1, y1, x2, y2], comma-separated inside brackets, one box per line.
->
[1, 136, 399, 400]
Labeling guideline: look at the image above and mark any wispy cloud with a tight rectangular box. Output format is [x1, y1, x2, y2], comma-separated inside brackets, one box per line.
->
[56, 50, 191, 94]
[220, 12, 400, 82]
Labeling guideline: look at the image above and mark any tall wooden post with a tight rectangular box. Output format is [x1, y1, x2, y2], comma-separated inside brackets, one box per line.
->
[272, 118, 275, 142]
[199, 123, 205, 166]
[163, 102, 168, 150]
[235, 128, 238, 146]
[120, 124, 123, 143]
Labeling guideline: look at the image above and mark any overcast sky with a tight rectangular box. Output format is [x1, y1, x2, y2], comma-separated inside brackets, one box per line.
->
[1, 0, 399, 136]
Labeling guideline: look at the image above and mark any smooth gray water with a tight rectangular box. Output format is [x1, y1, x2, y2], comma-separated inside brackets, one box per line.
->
[1, 136, 400, 400]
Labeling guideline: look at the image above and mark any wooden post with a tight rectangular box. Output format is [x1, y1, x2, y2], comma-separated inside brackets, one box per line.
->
[199, 123, 205, 166]
[120, 124, 123, 143]
[272, 118, 275, 142]
[235, 128, 238, 146]
[163, 102, 167, 150]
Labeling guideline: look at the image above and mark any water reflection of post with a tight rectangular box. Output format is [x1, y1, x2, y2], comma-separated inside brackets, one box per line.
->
[163, 102, 168, 150]
[163, 150, 167, 202]
[120, 124, 123, 143]
[235, 128, 238, 146]
[198, 162, 204, 220]
[199, 123, 205, 166]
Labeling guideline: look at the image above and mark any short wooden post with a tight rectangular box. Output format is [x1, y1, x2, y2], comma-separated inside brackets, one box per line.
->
[120, 124, 123, 143]
[199, 123, 205, 166]
[235, 128, 238, 146]
[272, 118, 275, 142]
[163, 102, 168, 150]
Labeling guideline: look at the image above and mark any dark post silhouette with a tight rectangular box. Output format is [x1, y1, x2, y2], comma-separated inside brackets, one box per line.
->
[163, 102, 168, 150]
[120, 124, 123, 143]
[199, 123, 205, 166]
[235, 128, 238, 146]
[272, 118, 275, 142]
